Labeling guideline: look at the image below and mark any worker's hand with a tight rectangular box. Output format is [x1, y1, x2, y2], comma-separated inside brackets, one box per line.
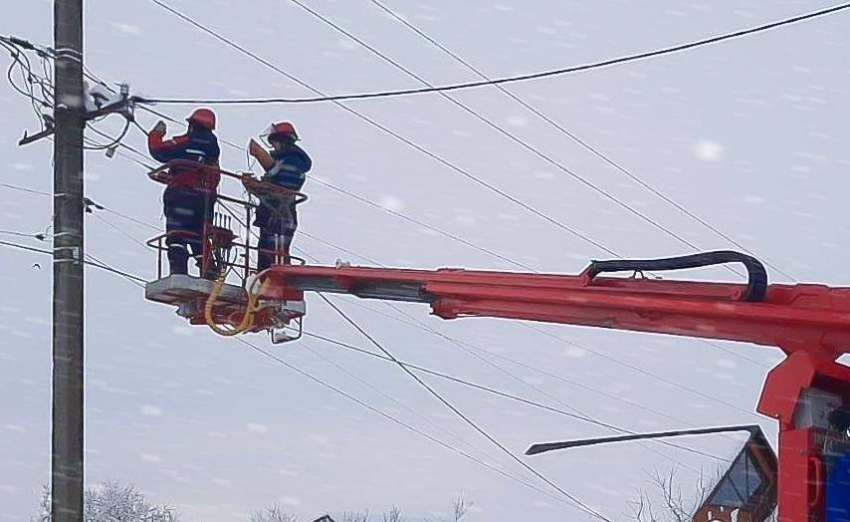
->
[152, 121, 167, 135]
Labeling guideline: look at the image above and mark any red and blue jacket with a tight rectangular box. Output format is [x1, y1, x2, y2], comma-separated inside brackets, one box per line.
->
[266, 145, 312, 191]
[148, 128, 221, 195]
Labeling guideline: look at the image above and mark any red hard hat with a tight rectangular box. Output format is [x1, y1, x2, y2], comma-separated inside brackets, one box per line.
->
[268, 121, 298, 141]
[187, 108, 216, 130]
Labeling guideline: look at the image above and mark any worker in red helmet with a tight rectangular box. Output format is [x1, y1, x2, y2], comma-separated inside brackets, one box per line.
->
[246, 121, 312, 269]
[148, 108, 222, 277]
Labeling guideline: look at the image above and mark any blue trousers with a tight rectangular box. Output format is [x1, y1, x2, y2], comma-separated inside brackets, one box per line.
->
[163, 188, 215, 276]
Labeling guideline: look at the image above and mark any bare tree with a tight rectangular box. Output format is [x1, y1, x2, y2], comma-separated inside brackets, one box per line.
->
[629, 467, 779, 522]
[450, 495, 469, 522]
[382, 505, 402, 522]
[249, 505, 297, 522]
[629, 468, 709, 522]
[340, 510, 369, 522]
[423, 495, 471, 522]
[32, 482, 179, 522]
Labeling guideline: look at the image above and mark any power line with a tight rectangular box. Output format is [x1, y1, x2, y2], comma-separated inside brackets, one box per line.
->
[1, 210, 733, 476]
[101, 206, 160, 232]
[301, 342, 499, 463]
[365, 0, 796, 282]
[116, 92, 538, 271]
[5, 170, 772, 375]
[299, 229, 385, 267]
[237, 337, 576, 507]
[303, 320, 727, 465]
[84, 252, 146, 288]
[0, 238, 53, 256]
[0, 182, 52, 197]
[0, 228, 47, 239]
[21, 200, 732, 465]
[379, 302, 727, 463]
[72, 40, 562, 273]
[143, 0, 625, 261]
[138, 2, 850, 105]
[0, 218, 581, 507]
[342, 299, 678, 422]
[311, 179, 535, 270]
[317, 293, 613, 521]
[0, 238, 147, 284]
[0, 203, 620, 444]
[0, 225, 575, 505]
[522, 323, 762, 419]
[280, 210, 771, 376]
[332, 281, 760, 440]
[90, 212, 151, 249]
[71, 84, 768, 430]
[284, 0, 747, 276]
[8, 205, 677, 455]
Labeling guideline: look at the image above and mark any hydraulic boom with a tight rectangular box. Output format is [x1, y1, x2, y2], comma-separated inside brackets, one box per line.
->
[257, 251, 850, 522]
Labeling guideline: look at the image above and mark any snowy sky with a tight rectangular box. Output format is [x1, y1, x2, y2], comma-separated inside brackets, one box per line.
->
[2, 0, 849, 520]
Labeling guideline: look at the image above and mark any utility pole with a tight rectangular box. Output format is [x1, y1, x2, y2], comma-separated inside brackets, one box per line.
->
[52, 0, 85, 521]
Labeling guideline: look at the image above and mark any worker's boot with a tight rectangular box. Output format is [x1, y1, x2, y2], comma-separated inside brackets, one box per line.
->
[196, 255, 220, 281]
[167, 245, 189, 276]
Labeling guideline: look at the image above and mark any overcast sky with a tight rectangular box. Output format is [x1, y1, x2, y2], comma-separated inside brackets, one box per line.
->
[2, 0, 849, 520]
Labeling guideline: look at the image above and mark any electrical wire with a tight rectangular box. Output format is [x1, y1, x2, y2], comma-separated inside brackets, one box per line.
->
[62, 205, 733, 465]
[522, 323, 762, 419]
[11, 201, 660, 454]
[73, 83, 764, 452]
[0, 225, 582, 506]
[0, 182, 51, 197]
[0, 239, 52, 256]
[143, 0, 626, 262]
[91, 212, 151, 249]
[341, 299, 700, 426]
[80, 58, 554, 273]
[267, 236, 745, 461]
[1, 30, 767, 507]
[286, 0, 749, 278]
[3, 183, 741, 486]
[138, 2, 850, 105]
[301, 342, 498, 462]
[237, 337, 578, 507]
[318, 293, 613, 521]
[0, 229, 46, 239]
[366, 0, 796, 282]
[379, 302, 729, 459]
[84, 119, 131, 151]
[101, 206, 160, 232]
[0, 228, 578, 503]
[302, 324, 728, 466]
[84, 252, 147, 288]
[311, 178, 535, 270]
[0, 238, 147, 285]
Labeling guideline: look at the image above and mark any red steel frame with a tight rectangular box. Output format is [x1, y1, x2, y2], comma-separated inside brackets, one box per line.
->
[259, 261, 850, 522]
[146, 160, 308, 282]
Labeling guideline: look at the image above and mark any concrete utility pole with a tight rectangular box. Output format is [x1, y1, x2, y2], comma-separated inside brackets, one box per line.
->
[52, 0, 85, 521]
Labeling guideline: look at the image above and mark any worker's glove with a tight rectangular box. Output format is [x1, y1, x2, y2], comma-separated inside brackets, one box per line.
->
[152, 121, 167, 135]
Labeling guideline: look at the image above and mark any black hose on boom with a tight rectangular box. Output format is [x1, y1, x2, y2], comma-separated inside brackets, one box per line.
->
[587, 251, 768, 302]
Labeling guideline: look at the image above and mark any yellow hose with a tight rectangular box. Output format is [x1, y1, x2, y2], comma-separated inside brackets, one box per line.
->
[204, 269, 270, 336]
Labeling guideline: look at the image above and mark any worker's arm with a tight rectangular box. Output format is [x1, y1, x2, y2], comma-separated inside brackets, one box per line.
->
[148, 122, 192, 163]
[249, 139, 275, 171]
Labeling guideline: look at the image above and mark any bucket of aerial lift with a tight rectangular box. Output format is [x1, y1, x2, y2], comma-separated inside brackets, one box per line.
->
[144, 159, 308, 342]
